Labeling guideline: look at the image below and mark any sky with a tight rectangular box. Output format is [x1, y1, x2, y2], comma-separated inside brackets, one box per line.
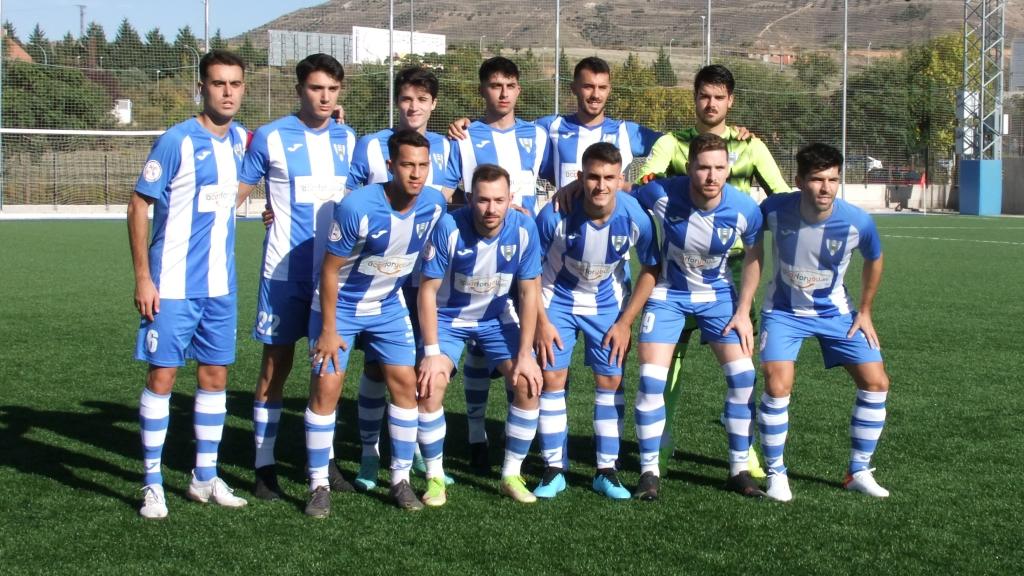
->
[1, 0, 325, 41]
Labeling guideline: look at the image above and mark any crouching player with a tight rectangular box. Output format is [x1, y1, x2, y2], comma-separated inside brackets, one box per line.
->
[632, 132, 764, 500]
[532, 142, 659, 499]
[416, 164, 545, 505]
[757, 143, 891, 502]
[306, 130, 446, 516]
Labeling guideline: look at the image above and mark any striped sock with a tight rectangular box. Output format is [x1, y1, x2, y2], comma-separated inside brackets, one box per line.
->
[636, 364, 668, 476]
[193, 389, 226, 482]
[253, 400, 282, 469]
[614, 385, 626, 439]
[139, 388, 170, 486]
[594, 389, 620, 469]
[849, 390, 888, 473]
[501, 405, 539, 477]
[722, 358, 756, 476]
[538, 390, 567, 468]
[758, 393, 790, 475]
[357, 375, 387, 459]
[305, 407, 335, 490]
[417, 408, 447, 479]
[388, 404, 418, 485]
[463, 351, 491, 445]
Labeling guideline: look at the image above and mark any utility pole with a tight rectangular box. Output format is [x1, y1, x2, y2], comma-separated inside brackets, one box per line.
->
[76, 4, 85, 38]
[203, 0, 210, 52]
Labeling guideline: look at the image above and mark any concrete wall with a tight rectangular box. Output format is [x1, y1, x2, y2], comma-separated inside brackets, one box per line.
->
[1004, 159, 1024, 215]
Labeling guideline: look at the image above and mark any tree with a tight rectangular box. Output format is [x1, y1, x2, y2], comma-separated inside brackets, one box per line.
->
[3, 21, 19, 44]
[82, 22, 108, 67]
[2, 60, 113, 129]
[653, 46, 676, 87]
[236, 35, 266, 68]
[110, 18, 144, 70]
[26, 24, 49, 65]
[144, 28, 174, 78]
[53, 32, 84, 67]
[793, 52, 838, 87]
[209, 29, 227, 51]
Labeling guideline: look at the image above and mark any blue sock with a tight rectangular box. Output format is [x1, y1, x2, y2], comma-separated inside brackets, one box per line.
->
[722, 358, 756, 475]
[594, 389, 620, 469]
[253, 400, 282, 469]
[463, 350, 491, 445]
[758, 393, 790, 475]
[139, 388, 170, 486]
[636, 364, 668, 475]
[849, 389, 887, 473]
[417, 408, 447, 478]
[305, 407, 335, 490]
[501, 405, 539, 477]
[538, 390, 567, 468]
[193, 389, 226, 482]
[357, 375, 387, 459]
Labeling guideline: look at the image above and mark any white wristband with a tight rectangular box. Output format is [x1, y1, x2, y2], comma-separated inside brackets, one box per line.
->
[424, 344, 441, 357]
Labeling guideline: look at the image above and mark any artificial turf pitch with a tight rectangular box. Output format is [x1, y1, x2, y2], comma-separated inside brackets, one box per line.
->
[0, 215, 1021, 574]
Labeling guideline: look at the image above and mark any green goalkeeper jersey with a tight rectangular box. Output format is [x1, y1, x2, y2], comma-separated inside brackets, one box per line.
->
[637, 126, 791, 195]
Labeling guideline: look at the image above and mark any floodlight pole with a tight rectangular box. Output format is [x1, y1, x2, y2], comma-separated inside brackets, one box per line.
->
[204, 0, 210, 52]
[554, 0, 561, 114]
[388, 0, 394, 128]
[841, 0, 848, 200]
[705, 0, 711, 65]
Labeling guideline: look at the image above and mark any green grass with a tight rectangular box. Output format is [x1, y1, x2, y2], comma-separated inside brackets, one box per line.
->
[1, 214, 1022, 575]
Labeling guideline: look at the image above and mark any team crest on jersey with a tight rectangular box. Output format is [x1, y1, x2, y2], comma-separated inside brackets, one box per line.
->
[518, 138, 534, 154]
[602, 134, 617, 144]
[611, 235, 628, 251]
[334, 143, 347, 161]
[416, 221, 429, 239]
[422, 244, 436, 262]
[329, 222, 342, 242]
[142, 160, 162, 183]
[826, 239, 842, 256]
[433, 153, 444, 168]
[500, 245, 517, 261]
[233, 143, 244, 159]
[717, 227, 735, 245]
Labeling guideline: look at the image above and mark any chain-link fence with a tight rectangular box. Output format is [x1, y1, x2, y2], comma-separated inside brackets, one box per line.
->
[1, 0, 1021, 212]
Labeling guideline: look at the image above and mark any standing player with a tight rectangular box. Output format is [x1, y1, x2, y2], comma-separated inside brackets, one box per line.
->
[416, 164, 544, 505]
[532, 143, 659, 499]
[631, 133, 765, 500]
[237, 53, 357, 500]
[129, 49, 249, 519]
[638, 64, 790, 472]
[305, 130, 446, 516]
[757, 143, 891, 502]
[347, 66, 453, 492]
[436, 57, 547, 470]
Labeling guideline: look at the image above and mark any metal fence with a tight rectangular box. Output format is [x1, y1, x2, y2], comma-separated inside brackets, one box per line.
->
[1, 0, 1021, 212]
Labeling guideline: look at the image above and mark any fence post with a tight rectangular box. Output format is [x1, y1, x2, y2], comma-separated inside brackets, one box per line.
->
[104, 154, 109, 208]
[52, 153, 58, 209]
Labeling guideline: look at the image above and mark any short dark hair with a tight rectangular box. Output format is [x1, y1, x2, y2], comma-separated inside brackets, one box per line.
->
[394, 66, 439, 100]
[387, 128, 430, 160]
[479, 57, 519, 83]
[295, 53, 344, 85]
[796, 143, 844, 179]
[688, 132, 729, 165]
[693, 64, 735, 95]
[200, 49, 246, 81]
[574, 57, 610, 80]
[471, 163, 510, 193]
[581, 142, 622, 169]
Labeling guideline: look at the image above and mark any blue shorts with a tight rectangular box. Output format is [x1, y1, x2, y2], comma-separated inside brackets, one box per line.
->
[759, 311, 884, 369]
[309, 307, 416, 375]
[436, 317, 520, 374]
[135, 294, 237, 367]
[638, 297, 739, 345]
[253, 278, 314, 345]
[544, 304, 623, 376]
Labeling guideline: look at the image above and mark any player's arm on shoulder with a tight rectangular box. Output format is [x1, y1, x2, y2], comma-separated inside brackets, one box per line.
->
[447, 117, 471, 140]
[237, 129, 269, 207]
[636, 133, 676, 184]
[128, 192, 159, 321]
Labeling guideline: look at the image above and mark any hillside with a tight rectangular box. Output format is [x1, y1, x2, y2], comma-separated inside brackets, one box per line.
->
[237, 0, 1024, 52]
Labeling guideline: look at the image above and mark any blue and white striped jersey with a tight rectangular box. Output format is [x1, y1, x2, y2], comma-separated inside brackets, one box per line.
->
[421, 207, 542, 326]
[348, 129, 451, 189]
[536, 114, 661, 189]
[240, 115, 357, 282]
[315, 183, 446, 317]
[635, 176, 762, 303]
[135, 117, 248, 299]
[439, 119, 547, 216]
[536, 192, 658, 315]
[760, 192, 882, 317]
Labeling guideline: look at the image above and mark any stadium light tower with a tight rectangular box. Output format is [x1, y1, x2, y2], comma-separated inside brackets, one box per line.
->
[204, 0, 210, 53]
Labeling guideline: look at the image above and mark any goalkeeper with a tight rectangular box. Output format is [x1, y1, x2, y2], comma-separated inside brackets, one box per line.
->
[638, 64, 791, 476]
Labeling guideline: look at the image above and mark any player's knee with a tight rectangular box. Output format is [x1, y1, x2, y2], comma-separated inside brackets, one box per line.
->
[146, 367, 177, 395]
[196, 365, 228, 392]
[761, 362, 794, 397]
[857, 368, 890, 393]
